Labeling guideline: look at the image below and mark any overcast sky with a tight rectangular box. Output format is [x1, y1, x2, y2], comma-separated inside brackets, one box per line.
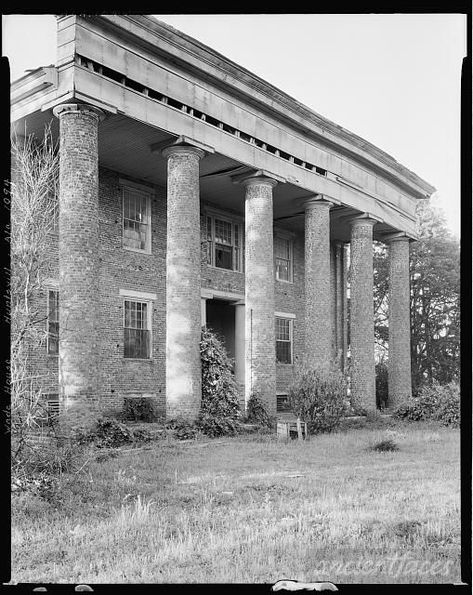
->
[3, 13, 466, 237]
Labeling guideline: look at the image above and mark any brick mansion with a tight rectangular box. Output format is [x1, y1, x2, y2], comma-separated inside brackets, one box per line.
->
[10, 15, 436, 424]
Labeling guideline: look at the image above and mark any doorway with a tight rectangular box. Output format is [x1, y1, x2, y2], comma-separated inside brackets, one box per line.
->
[206, 298, 236, 361]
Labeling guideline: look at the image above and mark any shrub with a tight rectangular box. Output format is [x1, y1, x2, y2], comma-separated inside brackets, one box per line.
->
[288, 363, 349, 434]
[122, 396, 157, 422]
[165, 418, 199, 440]
[11, 431, 88, 501]
[433, 382, 460, 427]
[369, 438, 399, 452]
[198, 327, 241, 436]
[245, 392, 275, 429]
[94, 419, 134, 448]
[196, 412, 239, 438]
[394, 381, 460, 427]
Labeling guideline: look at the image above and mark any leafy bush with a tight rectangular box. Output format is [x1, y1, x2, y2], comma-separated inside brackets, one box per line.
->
[130, 428, 153, 442]
[198, 327, 241, 436]
[434, 384, 460, 427]
[394, 381, 460, 427]
[196, 412, 239, 437]
[94, 419, 134, 448]
[122, 396, 157, 422]
[165, 418, 199, 440]
[369, 438, 399, 452]
[245, 392, 275, 429]
[288, 363, 349, 434]
[11, 431, 87, 500]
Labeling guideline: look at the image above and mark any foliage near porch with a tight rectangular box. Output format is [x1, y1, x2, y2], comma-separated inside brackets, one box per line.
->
[11, 421, 460, 584]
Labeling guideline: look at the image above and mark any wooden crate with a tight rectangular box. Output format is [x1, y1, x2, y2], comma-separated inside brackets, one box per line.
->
[277, 419, 308, 441]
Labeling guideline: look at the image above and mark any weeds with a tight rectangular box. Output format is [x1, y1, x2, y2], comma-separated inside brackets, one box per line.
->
[369, 439, 400, 452]
[11, 425, 460, 584]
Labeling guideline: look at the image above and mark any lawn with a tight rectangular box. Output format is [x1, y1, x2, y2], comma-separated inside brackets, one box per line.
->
[11, 420, 461, 584]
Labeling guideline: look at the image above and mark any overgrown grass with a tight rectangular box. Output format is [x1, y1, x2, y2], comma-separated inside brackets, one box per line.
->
[11, 422, 460, 584]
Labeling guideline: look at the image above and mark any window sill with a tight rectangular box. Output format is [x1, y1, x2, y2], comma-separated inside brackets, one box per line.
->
[123, 245, 152, 256]
[276, 361, 294, 366]
[123, 357, 154, 362]
[206, 264, 244, 274]
[276, 278, 294, 285]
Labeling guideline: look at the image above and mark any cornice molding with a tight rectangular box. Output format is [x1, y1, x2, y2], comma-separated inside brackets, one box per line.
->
[88, 14, 435, 201]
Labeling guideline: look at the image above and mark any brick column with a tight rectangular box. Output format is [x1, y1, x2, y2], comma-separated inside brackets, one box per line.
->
[334, 241, 345, 367]
[330, 242, 336, 358]
[162, 144, 205, 421]
[342, 243, 349, 371]
[53, 103, 104, 427]
[388, 236, 412, 406]
[234, 302, 246, 386]
[304, 198, 333, 368]
[349, 216, 377, 412]
[234, 301, 246, 410]
[242, 175, 278, 414]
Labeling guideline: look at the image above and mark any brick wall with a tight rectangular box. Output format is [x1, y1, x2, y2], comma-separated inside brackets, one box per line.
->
[24, 166, 167, 419]
[275, 232, 305, 395]
[96, 167, 167, 418]
[24, 166, 309, 419]
[25, 236, 60, 397]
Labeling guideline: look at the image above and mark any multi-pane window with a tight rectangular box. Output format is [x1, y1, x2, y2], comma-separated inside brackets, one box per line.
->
[277, 394, 292, 412]
[124, 299, 151, 359]
[275, 316, 293, 364]
[47, 290, 59, 355]
[206, 214, 242, 272]
[122, 187, 151, 252]
[275, 235, 293, 282]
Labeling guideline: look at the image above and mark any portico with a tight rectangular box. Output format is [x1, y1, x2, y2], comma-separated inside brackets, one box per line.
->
[11, 14, 435, 422]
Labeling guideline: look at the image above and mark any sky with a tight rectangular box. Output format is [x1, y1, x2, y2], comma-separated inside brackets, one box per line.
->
[3, 13, 466, 238]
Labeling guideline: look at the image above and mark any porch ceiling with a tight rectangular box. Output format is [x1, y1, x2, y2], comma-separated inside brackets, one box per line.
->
[12, 109, 398, 242]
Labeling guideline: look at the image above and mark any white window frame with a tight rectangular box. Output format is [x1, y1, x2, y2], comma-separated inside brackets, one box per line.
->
[121, 181, 152, 254]
[275, 314, 294, 365]
[274, 231, 294, 283]
[46, 288, 59, 356]
[120, 289, 156, 360]
[205, 208, 243, 273]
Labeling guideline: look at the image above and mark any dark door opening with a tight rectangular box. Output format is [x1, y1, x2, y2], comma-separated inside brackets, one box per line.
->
[206, 299, 236, 362]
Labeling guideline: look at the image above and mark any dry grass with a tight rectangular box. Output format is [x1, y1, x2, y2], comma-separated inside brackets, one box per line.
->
[11, 422, 460, 584]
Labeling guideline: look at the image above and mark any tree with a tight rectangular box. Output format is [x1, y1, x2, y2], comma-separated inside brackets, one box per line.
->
[409, 201, 460, 392]
[373, 200, 460, 395]
[9, 125, 59, 455]
[373, 240, 389, 361]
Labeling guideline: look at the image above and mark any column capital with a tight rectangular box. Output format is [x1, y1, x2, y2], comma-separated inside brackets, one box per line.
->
[231, 169, 284, 187]
[349, 213, 380, 228]
[53, 102, 105, 122]
[161, 143, 206, 161]
[302, 195, 335, 210]
[156, 135, 214, 159]
[382, 232, 412, 244]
